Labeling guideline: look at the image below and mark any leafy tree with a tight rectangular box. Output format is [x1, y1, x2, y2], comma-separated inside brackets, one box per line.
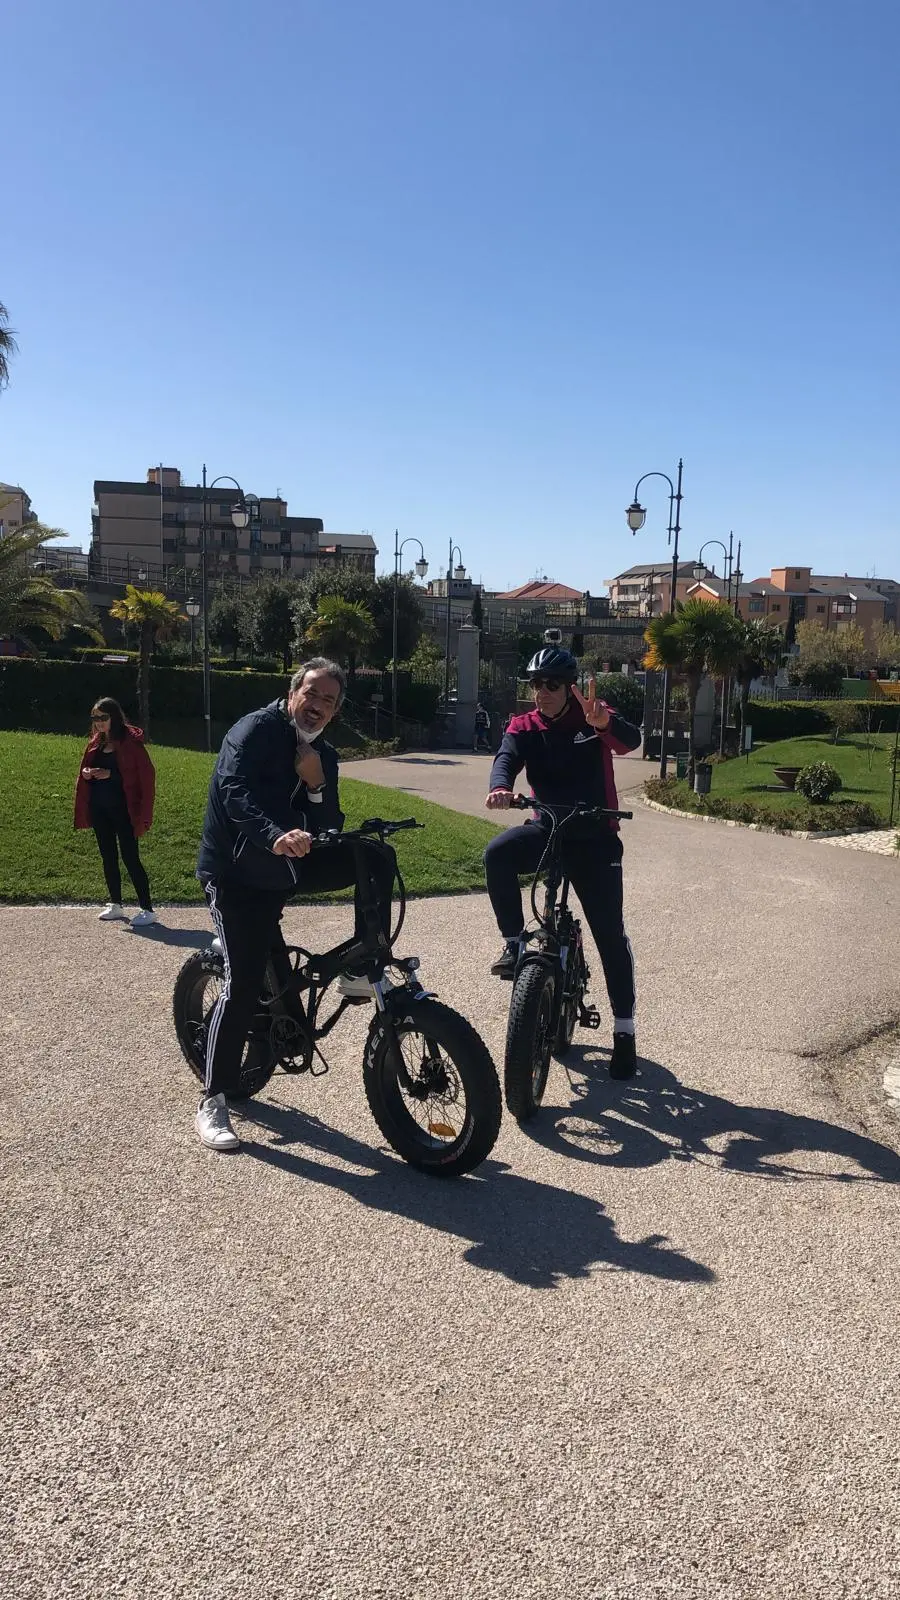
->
[109, 584, 184, 734]
[869, 620, 900, 676]
[208, 590, 252, 661]
[368, 573, 424, 668]
[247, 578, 302, 672]
[733, 619, 785, 746]
[0, 520, 102, 651]
[791, 617, 865, 683]
[304, 596, 375, 678]
[517, 632, 544, 673]
[403, 633, 444, 680]
[0, 301, 17, 390]
[644, 599, 745, 781]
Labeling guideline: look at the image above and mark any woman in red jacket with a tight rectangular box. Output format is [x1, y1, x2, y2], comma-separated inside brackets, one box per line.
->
[74, 697, 157, 926]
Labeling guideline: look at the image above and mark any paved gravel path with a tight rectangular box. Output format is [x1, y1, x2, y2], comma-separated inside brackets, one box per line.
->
[4, 798, 900, 1598]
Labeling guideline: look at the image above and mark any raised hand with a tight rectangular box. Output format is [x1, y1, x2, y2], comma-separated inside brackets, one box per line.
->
[571, 677, 610, 731]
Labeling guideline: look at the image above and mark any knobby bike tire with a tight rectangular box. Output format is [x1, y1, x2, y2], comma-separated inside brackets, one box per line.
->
[504, 961, 557, 1121]
[363, 998, 501, 1178]
[172, 948, 276, 1100]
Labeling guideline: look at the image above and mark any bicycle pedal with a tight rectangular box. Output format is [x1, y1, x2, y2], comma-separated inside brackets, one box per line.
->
[580, 1007, 603, 1030]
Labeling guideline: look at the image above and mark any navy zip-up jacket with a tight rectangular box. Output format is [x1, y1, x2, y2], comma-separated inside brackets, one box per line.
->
[489, 695, 641, 827]
[197, 698, 344, 893]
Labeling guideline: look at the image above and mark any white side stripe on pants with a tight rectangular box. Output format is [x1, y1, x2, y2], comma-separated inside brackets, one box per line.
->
[203, 880, 232, 1094]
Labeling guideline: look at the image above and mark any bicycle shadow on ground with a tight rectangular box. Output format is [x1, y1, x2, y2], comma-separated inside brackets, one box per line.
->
[522, 1047, 900, 1187]
[237, 1097, 714, 1291]
[129, 924, 211, 949]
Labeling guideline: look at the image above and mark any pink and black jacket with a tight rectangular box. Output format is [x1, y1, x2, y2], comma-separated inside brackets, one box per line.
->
[489, 696, 641, 828]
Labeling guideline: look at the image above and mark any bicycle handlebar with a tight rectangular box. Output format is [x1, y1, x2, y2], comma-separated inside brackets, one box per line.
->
[508, 795, 633, 822]
[311, 817, 424, 848]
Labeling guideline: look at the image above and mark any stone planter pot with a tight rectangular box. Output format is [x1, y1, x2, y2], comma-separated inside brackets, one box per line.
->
[773, 766, 802, 791]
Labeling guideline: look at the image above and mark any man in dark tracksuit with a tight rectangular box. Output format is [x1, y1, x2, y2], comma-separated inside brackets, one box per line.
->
[194, 657, 396, 1151]
[484, 645, 641, 1079]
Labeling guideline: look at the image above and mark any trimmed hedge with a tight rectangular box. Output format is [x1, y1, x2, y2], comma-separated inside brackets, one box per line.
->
[747, 699, 900, 739]
[0, 657, 439, 736]
[645, 776, 881, 833]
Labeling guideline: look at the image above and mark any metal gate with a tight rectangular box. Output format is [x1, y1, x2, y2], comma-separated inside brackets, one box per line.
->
[641, 670, 690, 763]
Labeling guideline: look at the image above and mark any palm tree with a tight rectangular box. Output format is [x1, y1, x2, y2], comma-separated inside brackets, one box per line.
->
[109, 584, 185, 735]
[0, 520, 102, 649]
[0, 301, 17, 389]
[644, 598, 745, 782]
[305, 595, 375, 681]
[733, 619, 785, 748]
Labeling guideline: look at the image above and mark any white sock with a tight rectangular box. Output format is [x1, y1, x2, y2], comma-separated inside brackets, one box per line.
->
[613, 1018, 635, 1036]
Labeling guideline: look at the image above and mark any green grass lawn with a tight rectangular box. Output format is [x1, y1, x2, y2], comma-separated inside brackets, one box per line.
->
[0, 731, 500, 904]
[710, 733, 895, 819]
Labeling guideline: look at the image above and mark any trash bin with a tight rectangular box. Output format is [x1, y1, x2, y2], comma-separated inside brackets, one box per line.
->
[676, 752, 689, 782]
[694, 761, 712, 796]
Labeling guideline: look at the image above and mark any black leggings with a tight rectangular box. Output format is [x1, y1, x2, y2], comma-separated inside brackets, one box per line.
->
[92, 808, 153, 909]
[203, 838, 396, 1098]
[483, 822, 635, 1021]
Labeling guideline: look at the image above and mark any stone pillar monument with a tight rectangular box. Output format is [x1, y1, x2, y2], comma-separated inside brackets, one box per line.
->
[454, 625, 480, 747]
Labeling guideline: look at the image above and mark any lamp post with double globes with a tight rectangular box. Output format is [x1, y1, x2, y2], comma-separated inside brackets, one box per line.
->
[392, 529, 428, 736]
[200, 466, 249, 753]
[625, 458, 684, 778]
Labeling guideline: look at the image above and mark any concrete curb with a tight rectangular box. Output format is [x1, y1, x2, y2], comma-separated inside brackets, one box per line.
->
[641, 794, 877, 843]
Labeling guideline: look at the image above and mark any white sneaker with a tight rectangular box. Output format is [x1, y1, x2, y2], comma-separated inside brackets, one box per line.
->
[98, 903, 129, 922]
[131, 909, 159, 928]
[337, 971, 376, 1000]
[195, 1093, 240, 1152]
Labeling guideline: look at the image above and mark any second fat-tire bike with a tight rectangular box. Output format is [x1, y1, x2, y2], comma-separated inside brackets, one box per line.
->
[501, 795, 632, 1122]
[172, 817, 502, 1177]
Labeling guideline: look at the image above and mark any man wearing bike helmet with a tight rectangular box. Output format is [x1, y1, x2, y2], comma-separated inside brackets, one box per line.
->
[484, 641, 641, 1079]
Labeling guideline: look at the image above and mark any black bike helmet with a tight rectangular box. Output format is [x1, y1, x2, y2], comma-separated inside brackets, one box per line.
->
[525, 645, 578, 683]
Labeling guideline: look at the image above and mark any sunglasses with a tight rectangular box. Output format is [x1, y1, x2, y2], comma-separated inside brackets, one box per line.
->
[531, 677, 565, 692]
[91, 714, 110, 723]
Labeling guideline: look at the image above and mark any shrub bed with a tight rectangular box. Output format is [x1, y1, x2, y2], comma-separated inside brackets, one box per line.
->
[747, 699, 900, 739]
[645, 776, 881, 833]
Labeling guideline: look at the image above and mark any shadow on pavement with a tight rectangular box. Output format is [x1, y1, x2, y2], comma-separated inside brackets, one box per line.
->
[130, 924, 211, 949]
[382, 757, 467, 766]
[521, 1048, 900, 1186]
[237, 1098, 714, 1290]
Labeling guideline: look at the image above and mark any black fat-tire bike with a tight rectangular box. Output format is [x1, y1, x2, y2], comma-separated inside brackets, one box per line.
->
[173, 818, 502, 1178]
[502, 795, 632, 1122]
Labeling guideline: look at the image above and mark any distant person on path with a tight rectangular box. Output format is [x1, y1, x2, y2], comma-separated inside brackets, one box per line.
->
[74, 697, 157, 926]
[473, 703, 491, 752]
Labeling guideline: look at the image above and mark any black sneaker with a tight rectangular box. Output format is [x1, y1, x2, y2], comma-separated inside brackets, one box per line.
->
[609, 1032, 637, 1080]
[490, 939, 520, 979]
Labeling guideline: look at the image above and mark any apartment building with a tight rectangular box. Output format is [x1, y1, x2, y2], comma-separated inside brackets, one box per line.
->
[605, 561, 700, 616]
[318, 531, 377, 573]
[0, 482, 33, 537]
[687, 565, 897, 646]
[91, 467, 324, 581]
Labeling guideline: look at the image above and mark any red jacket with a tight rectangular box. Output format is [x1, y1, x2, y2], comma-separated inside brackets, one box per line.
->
[74, 726, 156, 837]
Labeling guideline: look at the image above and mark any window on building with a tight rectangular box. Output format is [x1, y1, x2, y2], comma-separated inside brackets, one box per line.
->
[816, 604, 825, 613]
[748, 599, 764, 613]
[794, 570, 803, 579]
[771, 603, 781, 612]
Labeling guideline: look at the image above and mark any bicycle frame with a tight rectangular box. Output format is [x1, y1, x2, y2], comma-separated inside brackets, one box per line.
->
[237, 820, 432, 1080]
[508, 796, 632, 1032]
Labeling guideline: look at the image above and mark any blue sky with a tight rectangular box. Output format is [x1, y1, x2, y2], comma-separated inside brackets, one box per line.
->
[4, 0, 899, 590]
